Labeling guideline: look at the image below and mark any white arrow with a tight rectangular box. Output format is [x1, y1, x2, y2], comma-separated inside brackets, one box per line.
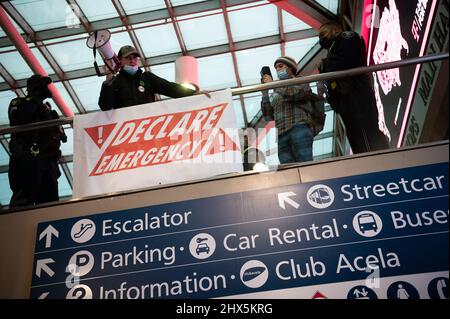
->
[38, 292, 49, 299]
[36, 258, 55, 278]
[278, 192, 300, 210]
[39, 225, 59, 249]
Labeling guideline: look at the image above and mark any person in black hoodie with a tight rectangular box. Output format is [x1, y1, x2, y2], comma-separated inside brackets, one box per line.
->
[8, 75, 66, 207]
[318, 21, 389, 154]
[99, 45, 204, 110]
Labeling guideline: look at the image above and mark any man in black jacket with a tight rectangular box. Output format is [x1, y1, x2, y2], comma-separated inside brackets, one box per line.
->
[8, 75, 66, 207]
[99, 45, 199, 110]
[318, 22, 389, 154]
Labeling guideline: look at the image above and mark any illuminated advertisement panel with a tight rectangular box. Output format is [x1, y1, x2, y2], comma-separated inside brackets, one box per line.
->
[366, 0, 438, 147]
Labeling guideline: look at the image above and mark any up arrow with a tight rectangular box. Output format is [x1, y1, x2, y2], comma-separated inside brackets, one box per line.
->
[36, 258, 55, 278]
[39, 225, 59, 249]
[278, 192, 300, 210]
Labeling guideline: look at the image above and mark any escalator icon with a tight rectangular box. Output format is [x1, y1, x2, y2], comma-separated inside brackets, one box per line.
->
[71, 219, 96, 243]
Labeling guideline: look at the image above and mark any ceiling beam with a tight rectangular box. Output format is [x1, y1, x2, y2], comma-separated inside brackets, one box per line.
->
[277, 8, 286, 56]
[0, 0, 258, 48]
[220, 0, 248, 127]
[2, 2, 85, 114]
[0, 63, 25, 97]
[164, 0, 188, 55]
[0, 28, 318, 91]
[267, 0, 335, 30]
[111, 0, 150, 71]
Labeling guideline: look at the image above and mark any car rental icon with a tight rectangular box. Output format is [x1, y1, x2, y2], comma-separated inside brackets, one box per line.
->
[196, 243, 210, 255]
[358, 213, 378, 233]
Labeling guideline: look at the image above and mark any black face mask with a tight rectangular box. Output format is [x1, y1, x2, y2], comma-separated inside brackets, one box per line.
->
[319, 36, 335, 50]
[30, 80, 53, 100]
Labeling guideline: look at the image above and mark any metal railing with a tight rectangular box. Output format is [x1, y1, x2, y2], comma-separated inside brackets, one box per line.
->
[0, 52, 448, 135]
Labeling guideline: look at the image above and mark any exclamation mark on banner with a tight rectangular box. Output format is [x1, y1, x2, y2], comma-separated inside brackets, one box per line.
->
[219, 132, 225, 151]
[98, 126, 104, 145]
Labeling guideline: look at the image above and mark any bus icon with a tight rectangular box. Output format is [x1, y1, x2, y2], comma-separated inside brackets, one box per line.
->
[358, 213, 378, 233]
[352, 211, 383, 237]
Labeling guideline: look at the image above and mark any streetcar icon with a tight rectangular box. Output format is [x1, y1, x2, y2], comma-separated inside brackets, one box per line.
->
[307, 184, 335, 209]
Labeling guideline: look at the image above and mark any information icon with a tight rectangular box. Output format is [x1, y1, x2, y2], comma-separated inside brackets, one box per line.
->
[66, 284, 93, 299]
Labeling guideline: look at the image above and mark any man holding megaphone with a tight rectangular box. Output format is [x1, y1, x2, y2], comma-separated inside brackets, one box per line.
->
[99, 45, 208, 110]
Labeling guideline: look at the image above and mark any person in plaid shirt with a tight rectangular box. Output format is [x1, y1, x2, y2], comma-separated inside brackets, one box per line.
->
[261, 56, 317, 164]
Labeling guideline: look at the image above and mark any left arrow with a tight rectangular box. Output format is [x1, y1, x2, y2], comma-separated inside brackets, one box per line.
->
[38, 292, 49, 299]
[36, 258, 55, 278]
[39, 225, 59, 249]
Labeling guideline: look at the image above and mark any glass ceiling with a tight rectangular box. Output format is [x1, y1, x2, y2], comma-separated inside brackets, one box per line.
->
[0, 0, 339, 207]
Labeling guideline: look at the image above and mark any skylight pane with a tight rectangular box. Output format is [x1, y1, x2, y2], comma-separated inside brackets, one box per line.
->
[108, 31, 133, 55]
[151, 63, 175, 83]
[135, 23, 180, 57]
[60, 126, 73, 157]
[30, 48, 54, 75]
[322, 110, 335, 134]
[69, 76, 105, 112]
[282, 10, 311, 33]
[46, 39, 97, 72]
[0, 144, 9, 166]
[232, 97, 245, 128]
[315, 0, 339, 14]
[59, 165, 73, 197]
[228, 2, 278, 42]
[235, 44, 281, 86]
[0, 51, 33, 80]
[121, 0, 166, 15]
[313, 136, 333, 157]
[179, 11, 228, 50]
[77, 0, 118, 21]
[242, 92, 263, 123]
[52, 82, 79, 115]
[0, 90, 17, 125]
[0, 173, 12, 207]
[13, 0, 81, 31]
[285, 37, 319, 64]
[172, 0, 208, 6]
[197, 53, 237, 90]
[258, 127, 279, 166]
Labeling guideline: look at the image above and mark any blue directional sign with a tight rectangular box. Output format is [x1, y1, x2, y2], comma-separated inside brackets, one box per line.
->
[30, 162, 449, 299]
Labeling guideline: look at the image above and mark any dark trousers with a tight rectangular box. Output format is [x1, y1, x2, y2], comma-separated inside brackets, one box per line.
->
[8, 157, 60, 208]
[337, 90, 389, 154]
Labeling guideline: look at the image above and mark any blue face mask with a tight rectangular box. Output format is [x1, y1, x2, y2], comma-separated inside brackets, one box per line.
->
[123, 64, 139, 75]
[277, 69, 291, 80]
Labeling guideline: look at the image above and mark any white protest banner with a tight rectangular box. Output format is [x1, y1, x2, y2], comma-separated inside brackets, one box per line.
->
[73, 89, 242, 198]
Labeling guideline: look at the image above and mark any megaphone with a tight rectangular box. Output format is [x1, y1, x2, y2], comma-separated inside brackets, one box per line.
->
[86, 30, 121, 76]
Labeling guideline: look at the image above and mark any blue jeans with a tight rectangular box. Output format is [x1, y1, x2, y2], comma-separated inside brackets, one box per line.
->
[277, 124, 313, 164]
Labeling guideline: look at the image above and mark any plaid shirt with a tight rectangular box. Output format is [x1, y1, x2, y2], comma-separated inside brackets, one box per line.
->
[261, 83, 314, 136]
